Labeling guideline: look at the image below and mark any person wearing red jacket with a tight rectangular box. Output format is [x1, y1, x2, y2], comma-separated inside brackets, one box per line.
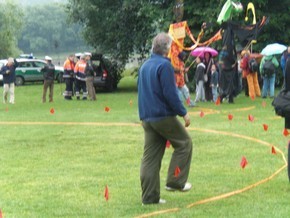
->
[240, 50, 261, 99]
[74, 54, 87, 100]
[63, 54, 75, 100]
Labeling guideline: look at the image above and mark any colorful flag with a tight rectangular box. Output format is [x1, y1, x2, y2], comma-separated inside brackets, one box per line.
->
[50, 108, 55, 114]
[228, 114, 233, 121]
[262, 101, 266, 108]
[250, 95, 255, 101]
[271, 146, 276, 154]
[263, 124, 268, 131]
[166, 140, 171, 148]
[0, 209, 2, 218]
[240, 156, 248, 169]
[200, 111, 205, 118]
[215, 96, 221, 105]
[248, 114, 254, 122]
[283, 128, 289, 137]
[174, 166, 181, 177]
[105, 106, 110, 112]
[104, 185, 109, 201]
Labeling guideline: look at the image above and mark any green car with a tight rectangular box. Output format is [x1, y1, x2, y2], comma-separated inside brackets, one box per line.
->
[0, 58, 64, 86]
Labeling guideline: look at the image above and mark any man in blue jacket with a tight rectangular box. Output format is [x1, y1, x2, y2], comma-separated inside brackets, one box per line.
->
[138, 32, 192, 205]
[0, 57, 18, 104]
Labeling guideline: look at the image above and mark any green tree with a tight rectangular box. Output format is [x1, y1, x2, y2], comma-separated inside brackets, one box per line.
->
[0, 0, 23, 58]
[18, 3, 89, 54]
[66, 0, 173, 69]
[66, 0, 290, 68]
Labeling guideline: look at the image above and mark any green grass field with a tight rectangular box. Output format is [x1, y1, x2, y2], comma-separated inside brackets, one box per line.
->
[0, 76, 289, 218]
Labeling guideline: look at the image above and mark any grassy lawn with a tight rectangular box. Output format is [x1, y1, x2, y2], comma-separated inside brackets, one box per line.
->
[0, 76, 289, 218]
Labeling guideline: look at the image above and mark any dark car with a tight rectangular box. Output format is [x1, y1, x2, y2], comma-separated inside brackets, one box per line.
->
[91, 53, 122, 92]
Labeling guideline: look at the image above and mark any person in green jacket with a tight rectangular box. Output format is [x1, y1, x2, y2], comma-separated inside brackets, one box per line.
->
[259, 55, 279, 98]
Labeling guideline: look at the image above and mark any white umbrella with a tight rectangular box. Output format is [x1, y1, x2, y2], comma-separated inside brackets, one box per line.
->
[261, 43, 287, 56]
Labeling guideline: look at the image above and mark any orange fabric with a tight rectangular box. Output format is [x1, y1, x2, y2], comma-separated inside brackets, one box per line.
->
[246, 73, 261, 98]
[63, 59, 75, 71]
[74, 60, 86, 74]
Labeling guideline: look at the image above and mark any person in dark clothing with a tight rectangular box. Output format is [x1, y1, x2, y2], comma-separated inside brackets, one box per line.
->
[203, 52, 214, 101]
[218, 46, 237, 103]
[41, 56, 55, 103]
[284, 50, 290, 182]
[0, 57, 18, 104]
[138, 32, 192, 205]
[194, 57, 206, 103]
[63, 54, 75, 100]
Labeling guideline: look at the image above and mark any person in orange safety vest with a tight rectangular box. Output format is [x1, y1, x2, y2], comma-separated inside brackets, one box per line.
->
[74, 54, 88, 100]
[63, 54, 75, 100]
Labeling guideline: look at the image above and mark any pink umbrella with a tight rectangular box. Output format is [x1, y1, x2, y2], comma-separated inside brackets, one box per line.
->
[190, 47, 218, 58]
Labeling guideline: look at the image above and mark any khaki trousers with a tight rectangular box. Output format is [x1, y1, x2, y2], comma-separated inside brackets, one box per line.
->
[42, 80, 54, 103]
[140, 116, 192, 204]
[3, 83, 15, 104]
[86, 76, 96, 100]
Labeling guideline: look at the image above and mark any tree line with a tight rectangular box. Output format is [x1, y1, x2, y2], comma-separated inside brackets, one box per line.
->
[0, 1, 87, 59]
[0, 0, 289, 67]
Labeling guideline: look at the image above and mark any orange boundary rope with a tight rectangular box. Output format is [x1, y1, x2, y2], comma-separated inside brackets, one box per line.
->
[0, 122, 287, 217]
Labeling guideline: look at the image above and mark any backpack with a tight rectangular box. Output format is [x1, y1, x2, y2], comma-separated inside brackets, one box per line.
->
[248, 58, 259, 73]
[272, 90, 290, 118]
[262, 59, 275, 77]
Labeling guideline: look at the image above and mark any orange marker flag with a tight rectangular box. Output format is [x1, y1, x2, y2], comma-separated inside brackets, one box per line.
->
[228, 114, 233, 121]
[248, 114, 254, 122]
[0, 209, 3, 218]
[5, 107, 8, 112]
[271, 146, 277, 154]
[283, 128, 289, 137]
[174, 166, 181, 177]
[166, 140, 171, 148]
[104, 185, 109, 201]
[263, 124, 268, 131]
[240, 156, 248, 169]
[129, 100, 133, 106]
[215, 96, 221, 105]
[105, 106, 110, 112]
[200, 111, 205, 118]
[50, 108, 55, 114]
[262, 101, 266, 108]
[250, 95, 255, 101]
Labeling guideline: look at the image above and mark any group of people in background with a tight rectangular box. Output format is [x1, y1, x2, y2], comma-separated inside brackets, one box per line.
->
[63, 52, 96, 101]
[174, 45, 290, 106]
[0, 52, 97, 104]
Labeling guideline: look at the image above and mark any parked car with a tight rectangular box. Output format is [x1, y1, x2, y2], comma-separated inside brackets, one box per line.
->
[91, 53, 122, 92]
[0, 58, 64, 86]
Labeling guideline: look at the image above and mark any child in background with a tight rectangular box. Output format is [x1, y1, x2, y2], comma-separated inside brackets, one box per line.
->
[210, 64, 219, 102]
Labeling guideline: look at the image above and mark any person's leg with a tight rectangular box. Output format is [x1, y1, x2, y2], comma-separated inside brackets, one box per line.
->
[247, 74, 255, 98]
[150, 117, 192, 189]
[200, 81, 205, 101]
[9, 83, 15, 104]
[49, 81, 54, 102]
[262, 77, 268, 98]
[195, 82, 201, 102]
[81, 81, 88, 100]
[42, 81, 48, 103]
[253, 72, 261, 97]
[75, 79, 80, 100]
[140, 121, 166, 204]
[3, 83, 9, 103]
[269, 74, 276, 98]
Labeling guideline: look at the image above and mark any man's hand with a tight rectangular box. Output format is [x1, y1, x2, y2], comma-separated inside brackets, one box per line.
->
[183, 113, 190, 127]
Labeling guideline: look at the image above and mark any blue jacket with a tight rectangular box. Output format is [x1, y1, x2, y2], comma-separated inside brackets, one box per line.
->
[138, 53, 187, 122]
[0, 59, 18, 84]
